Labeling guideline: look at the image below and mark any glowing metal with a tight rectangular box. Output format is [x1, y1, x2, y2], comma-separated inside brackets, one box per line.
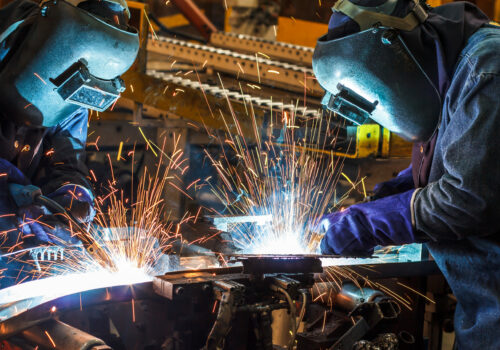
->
[0, 268, 150, 319]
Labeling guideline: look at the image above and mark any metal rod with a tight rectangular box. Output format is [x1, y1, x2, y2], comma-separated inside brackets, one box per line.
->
[21, 319, 110, 350]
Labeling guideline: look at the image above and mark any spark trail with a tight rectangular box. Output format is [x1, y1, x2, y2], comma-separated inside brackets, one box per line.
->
[205, 95, 352, 255]
[34, 135, 190, 282]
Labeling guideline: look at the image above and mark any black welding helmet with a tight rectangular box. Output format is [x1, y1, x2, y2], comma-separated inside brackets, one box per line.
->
[312, 0, 441, 142]
[0, 0, 139, 127]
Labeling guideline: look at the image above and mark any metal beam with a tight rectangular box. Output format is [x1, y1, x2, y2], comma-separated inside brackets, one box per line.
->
[209, 31, 314, 66]
[121, 70, 267, 140]
[147, 36, 323, 96]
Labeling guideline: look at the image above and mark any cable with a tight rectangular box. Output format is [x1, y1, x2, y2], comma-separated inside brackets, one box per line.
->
[296, 292, 307, 332]
[287, 292, 307, 350]
[277, 287, 296, 350]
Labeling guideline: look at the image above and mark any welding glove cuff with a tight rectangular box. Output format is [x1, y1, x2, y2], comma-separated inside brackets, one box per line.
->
[47, 184, 95, 223]
[371, 165, 414, 200]
[320, 189, 420, 257]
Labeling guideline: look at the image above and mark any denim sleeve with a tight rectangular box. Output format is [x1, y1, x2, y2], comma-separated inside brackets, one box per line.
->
[413, 71, 500, 240]
[33, 108, 93, 196]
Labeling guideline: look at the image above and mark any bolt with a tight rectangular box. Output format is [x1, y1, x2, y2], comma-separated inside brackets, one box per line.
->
[175, 286, 184, 295]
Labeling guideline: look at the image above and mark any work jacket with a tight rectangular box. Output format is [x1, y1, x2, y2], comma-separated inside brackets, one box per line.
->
[413, 25, 500, 349]
[0, 0, 93, 287]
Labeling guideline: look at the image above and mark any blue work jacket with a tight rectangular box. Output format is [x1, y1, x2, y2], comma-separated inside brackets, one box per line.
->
[413, 25, 500, 349]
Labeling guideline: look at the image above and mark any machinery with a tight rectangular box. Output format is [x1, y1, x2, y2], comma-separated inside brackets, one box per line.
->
[0, 254, 438, 349]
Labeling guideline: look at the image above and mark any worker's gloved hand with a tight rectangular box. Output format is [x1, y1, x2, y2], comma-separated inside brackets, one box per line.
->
[0, 158, 30, 186]
[0, 159, 31, 243]
[371, 165, 414, 200]
[0, 160, 59, 244]
[16, 203, 54, 243]
[320, 189, 419, 257]
[16, 203, 80, 245]
[46, 184, 95, 223]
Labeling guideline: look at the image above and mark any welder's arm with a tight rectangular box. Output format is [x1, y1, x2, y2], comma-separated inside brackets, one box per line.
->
[413, 73, 500, 240]
[371, 164, 413, 200]
[33, 108, 95, 223]
[320, 190, 421, 256]
[0, 159, 79, 245]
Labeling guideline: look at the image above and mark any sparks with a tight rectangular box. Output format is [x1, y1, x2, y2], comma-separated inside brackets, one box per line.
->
[205, 99, 348, 256]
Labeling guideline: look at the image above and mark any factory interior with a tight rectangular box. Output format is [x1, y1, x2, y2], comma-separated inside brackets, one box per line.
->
[0, 0, 499, 349]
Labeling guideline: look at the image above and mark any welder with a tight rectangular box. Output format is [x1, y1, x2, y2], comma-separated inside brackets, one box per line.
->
[0, 0, 139, 285]
[313, 0, 499, 348]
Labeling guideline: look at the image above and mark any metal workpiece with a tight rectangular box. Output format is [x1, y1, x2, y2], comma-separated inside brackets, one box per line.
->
[170, 239, 217, 257]
[209, 214, 273, 232]
[153, 269, 249, 300]
[335, 283, 387, 312]
[297, 282, 401, 350]
[328, 300, 401, 350]
[21, 319, 110, 350]
[209, 31, 314, 66]
[311, 282, 400, 315]
[206, 280, 245, 350]
[147, 35, 323, 96]
[29, 246, 65, 271]
[230, 254, 323, 275]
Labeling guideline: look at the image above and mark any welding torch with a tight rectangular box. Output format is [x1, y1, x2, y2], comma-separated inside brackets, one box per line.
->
[8, 183, 114, 268]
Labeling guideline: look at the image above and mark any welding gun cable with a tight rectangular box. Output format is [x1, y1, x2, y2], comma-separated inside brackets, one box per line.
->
[296, 292, 307, 333]
[277, 287, 296, 350]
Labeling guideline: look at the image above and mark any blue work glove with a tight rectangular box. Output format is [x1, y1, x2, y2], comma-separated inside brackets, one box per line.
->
[19, 184, 94, 244]
[10, 186, 81, 245]
[320, 189, 420, 256]
[0, 159, 50, 244]
[46, 184, 95, 224]
[371, 165, 414, 200]
[0, 159, 29, 242]
[1, 159, 85, 245]
[16, 203, 54, 243]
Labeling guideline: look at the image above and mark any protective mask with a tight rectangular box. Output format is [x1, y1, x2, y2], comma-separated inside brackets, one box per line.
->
[0, 0, 139, 127]
[313, 0, 441, 142]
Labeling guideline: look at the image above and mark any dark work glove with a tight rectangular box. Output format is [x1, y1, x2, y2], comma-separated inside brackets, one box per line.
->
[0, 159, 70, 245]
[371, 165, 414, 200]
[16, 203, 80, 245]
[47, 184, 95, 223]
[17, 203, 53, 243]
[320, 190, 419, 256]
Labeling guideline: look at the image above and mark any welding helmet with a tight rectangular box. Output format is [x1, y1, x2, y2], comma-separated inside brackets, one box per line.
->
[312, 0, 441, 142]
[0, 0, 139, 127]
